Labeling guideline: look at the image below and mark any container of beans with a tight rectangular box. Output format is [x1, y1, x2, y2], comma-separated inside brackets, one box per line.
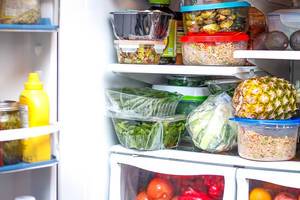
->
[180, 32, 249, 65]
[231, 117, 300, 161]
[180, 1, 250, 34]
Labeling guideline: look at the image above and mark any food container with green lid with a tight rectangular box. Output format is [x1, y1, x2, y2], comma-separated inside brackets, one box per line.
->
[180, 1, 250, 34]
[167, 75, 206, 87]
[181, 32, 249, 65]
[152, 84, 210, 115]
[106, 87, 182, 117]
[205, 79, 241, 97]
[114, 40, 166, 64]
[231, 117, 300, 161]
[110, 112, 186, 150]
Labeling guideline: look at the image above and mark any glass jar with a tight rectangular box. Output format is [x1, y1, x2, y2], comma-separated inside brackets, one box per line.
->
[0, 101, 22, 166]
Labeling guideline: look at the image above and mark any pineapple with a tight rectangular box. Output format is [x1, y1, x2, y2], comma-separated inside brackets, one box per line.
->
[232, 76, 297, 120]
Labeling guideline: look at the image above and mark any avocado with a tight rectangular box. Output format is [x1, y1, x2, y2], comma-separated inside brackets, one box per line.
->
[290, 30, 300, 50]
[265, 31, 289, 50]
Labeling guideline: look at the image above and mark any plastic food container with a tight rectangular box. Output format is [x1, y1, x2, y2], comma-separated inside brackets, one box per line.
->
[110, 112, 186, 150]
[231, 117, 300, 161]
[152, 84, 209, 115]
[106, 87, 182, 117]
[180, 1, 250, 34]
[205, 79, 241, 97]
[0, 0, 40, 24]
[181, 32, 249, 65]
[110, 10, 173, 40]
[268, 9, 300, 45]
[0, 101, 22, 166]
[114, 40, 166, 64]
[181, 0, 237, 6]
[167, 75, 206, 87]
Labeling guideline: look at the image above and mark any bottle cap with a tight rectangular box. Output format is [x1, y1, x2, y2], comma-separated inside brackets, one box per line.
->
[24, 73, 43, 90]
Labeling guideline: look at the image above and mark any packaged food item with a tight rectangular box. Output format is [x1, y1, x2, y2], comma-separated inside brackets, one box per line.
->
[205, 79, 241, 97]
[110, 10, 173, 40]
[186, 93, 237, 153]
[152, 84, 210, 115]
[180, 1, 250, 34]
[231, 117, 300, 161]
[106, 87, 182, 117]
[110, 112, 186, 150]
[176, 14, 184, 65]
[114, 40, 166, 64]
[0, 101, 23, 166]
[0, 0, 40, 24]
[20, 73, 51, 163]
[181, 32, 249, 65]
[167, 75, 206, 87]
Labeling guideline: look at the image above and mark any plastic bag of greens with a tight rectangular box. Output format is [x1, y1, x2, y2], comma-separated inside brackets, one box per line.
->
[186, 92, 237, 152]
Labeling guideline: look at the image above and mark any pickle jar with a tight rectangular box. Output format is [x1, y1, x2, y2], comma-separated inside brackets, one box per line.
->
[0, 101, 23, 166]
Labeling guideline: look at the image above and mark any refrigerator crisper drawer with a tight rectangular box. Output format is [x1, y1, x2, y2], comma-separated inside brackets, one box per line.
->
[237, 168, 300, 200]
[109, 153, 236, 200]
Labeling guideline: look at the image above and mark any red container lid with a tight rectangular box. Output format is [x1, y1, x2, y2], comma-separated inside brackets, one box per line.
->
[180, 32, 249, 43]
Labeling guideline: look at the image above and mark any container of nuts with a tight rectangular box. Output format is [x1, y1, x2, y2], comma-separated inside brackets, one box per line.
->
[180, 1, 250, 34]
[180, 32, 249, 65]
[231, 117, 300, 161]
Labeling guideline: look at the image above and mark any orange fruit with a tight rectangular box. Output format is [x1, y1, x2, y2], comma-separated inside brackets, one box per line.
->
[250, 188, 272, 200]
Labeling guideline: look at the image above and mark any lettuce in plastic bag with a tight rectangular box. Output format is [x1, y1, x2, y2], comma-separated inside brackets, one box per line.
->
[186, 92, 237, 152]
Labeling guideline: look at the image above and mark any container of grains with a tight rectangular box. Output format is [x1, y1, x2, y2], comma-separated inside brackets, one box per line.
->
[180, 32, 249, 65]
[114, 40, 166, 64]
[0, 101, 23, 166]
[180, 1, 250, 34]
[231, 117, 300, 161]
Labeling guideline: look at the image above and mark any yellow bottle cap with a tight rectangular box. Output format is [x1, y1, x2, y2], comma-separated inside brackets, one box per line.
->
[25, 73, 43, 90]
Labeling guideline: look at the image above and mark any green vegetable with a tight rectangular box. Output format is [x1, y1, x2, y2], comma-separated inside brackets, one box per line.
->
[107, 88, 182, 117]
[112, 115, 186, 150]
[186, 93, 237, 153]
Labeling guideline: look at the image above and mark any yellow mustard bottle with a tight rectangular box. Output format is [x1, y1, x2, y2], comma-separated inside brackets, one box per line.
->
[19, 73, 51, 163]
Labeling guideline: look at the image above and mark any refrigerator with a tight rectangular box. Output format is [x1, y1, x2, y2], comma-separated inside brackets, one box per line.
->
[1, 0, 300, 200]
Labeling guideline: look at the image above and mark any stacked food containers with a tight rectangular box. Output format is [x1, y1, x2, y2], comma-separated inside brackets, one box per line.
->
[180, 0, 250, 65]
[110, 9, 173, 64]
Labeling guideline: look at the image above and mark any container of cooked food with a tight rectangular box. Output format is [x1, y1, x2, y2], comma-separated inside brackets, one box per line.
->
[180, 1, 250, 34]
[110, 10, 173, 40]
[0, 0, 41, 24]
[231, 117, 300, 161]
[110, 112, 186, 150]
[0, 101, 23, 166]
[152, 84, 210, 115]
[205, 79, 241, 97]
[106, 87, 182, 117]
[181, 0, 237, 6]
[181, 32, 249, 65]
[167, 75, 206, 87]
[114, 40, 166, 64]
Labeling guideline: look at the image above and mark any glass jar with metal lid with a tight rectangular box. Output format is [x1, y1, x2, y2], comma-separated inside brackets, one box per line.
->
[0, 101, 22, 166]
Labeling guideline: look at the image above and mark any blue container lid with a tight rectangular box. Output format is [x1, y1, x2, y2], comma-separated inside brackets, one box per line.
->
[230, 117, 300, 126]
[180, 1, 250, 13]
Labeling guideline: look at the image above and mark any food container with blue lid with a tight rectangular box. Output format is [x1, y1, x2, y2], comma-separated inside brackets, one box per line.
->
[231, 117, 300, 161]
[180, 1, 250, 34]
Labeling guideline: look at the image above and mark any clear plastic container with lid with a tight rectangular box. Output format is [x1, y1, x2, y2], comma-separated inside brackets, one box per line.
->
[181, 32, 249, 65]
[180, 1, 250, 34]
[167, 75, 206, 87]
[231, 117, 300, 161]
[181, 0, 237, 6]
[114, 40, 166, 64]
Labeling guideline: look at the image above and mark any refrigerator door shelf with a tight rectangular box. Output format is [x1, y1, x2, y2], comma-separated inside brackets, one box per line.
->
[237, 168, 300, 200]
[110, 153, 236, 200]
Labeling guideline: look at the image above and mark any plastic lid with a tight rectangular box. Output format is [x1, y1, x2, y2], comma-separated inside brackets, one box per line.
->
[182, 96, 208, 101]
[152, 85, 210, 97]
[230, 117, 300, 126]
[24, 73, 43, 90]
[180, 32, 249, 43]
[180, 1, 250, 13]
[15, 196, 36, 200]
[205, 79, 241, 85]
[268, 9, 300, 16]
[0, 101, 19, 112]
[149, 0, 171, 5]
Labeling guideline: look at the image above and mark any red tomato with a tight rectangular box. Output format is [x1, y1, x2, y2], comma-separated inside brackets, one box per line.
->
[136, 191, 149, 200]
[274, 192, 297, 200]
[147, 178, 174, 200]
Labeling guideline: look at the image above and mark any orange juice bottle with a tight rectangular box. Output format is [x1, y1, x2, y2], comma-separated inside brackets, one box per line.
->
[19, 73, 51, 163]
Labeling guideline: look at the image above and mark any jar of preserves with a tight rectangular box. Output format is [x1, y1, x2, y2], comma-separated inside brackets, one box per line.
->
[0, 101, 22, 166]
